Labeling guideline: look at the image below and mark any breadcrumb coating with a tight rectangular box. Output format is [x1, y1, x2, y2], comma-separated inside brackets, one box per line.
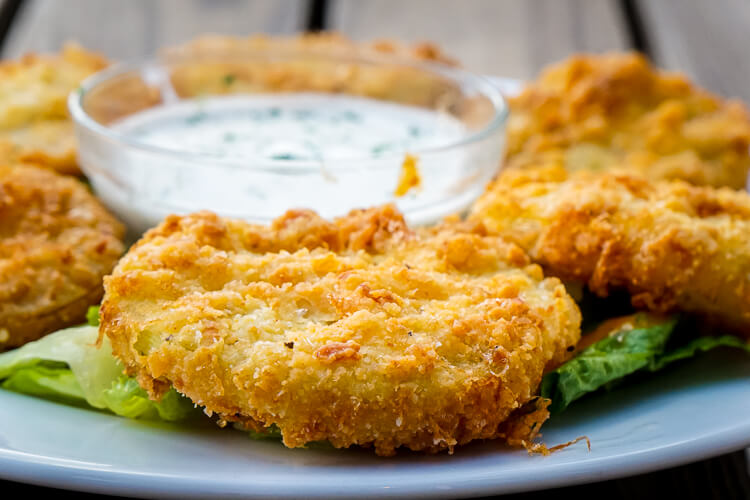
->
[505, 52, 750, 188]
[471, 165, 750, 335]
[171, 32, 455, 65]
[0, 44, 108, 175]
[100, 206, 580, 455]
[0, 164, 124, 349]
[165, 32, 459, 108]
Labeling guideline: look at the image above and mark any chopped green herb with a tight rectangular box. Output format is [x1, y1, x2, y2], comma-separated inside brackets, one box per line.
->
[271, 153, 297, 160]
[186, 112, 207, 125]
[342, 110, 361, 122]
[372, 143, 392, 155]
[222, 74, 236, 86]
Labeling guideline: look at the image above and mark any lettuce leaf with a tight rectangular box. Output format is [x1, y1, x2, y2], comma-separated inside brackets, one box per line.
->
[541, 314, 750, 413]
[651, 334, 750, 370]
[0, 325, 196, 421]
[0, 318, 275, 440]
[102, 375, 194, 421]
[1, 362, 86, 406]
[246, 424, 283, 441]
[541, 315, 676, 413]
[86, 305, 100, 327]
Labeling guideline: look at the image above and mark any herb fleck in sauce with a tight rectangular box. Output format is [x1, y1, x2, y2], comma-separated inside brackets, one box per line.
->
[105, 93, 476, 229]
[114, 93, 466, 161]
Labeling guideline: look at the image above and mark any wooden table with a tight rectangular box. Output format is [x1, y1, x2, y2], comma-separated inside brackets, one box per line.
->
[1, 0, 748, 498]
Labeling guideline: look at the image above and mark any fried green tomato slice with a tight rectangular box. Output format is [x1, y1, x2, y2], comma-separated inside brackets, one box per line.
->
[0, 44, 108, 176]
[505, 52, 750, 189]
[470, 165, 750, 336]
[0, 164, 124, 349]
[100, 205, 581, 455]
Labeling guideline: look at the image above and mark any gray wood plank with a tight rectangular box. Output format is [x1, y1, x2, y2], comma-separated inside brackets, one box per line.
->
[638, 0, 750, 102]
[330, 0, 631, 79]
[3, 0, 308, 60]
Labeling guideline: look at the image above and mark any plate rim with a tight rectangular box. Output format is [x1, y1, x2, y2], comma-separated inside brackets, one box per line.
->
[1, 385, 749, 499]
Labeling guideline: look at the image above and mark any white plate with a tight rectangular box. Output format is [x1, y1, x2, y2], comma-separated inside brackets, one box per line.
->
[1, 348, 748, 499]
[2, 77, 749, 497]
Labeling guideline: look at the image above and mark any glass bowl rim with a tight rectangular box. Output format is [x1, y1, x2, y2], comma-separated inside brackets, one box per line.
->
[67, 49, 508, 173]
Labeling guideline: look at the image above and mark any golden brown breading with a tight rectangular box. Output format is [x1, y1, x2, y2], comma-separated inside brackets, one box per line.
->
[165, 32, 459, 108]
[0, 165, 124, 349]
[100, 205, 580, 455]
[470, 165, 750, 335]
[0, 43, 108, 175]
[505, 52, 750, 188]
[171, 32, 455, 65]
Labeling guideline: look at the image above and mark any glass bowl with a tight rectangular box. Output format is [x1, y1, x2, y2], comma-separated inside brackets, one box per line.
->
[68, 46, 507, 233]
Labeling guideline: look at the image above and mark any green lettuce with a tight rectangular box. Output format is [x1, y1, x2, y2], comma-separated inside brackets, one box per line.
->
[86, 305, 100, 327]
[1, 361, 85, 406]
[652, 334, 750, 370]
[247, 424, 283, 441]
[101, 375, 193, 421]
[0, 313, 277, 440]
[0, 324, 196, 421]
[541, 314, 750, 413]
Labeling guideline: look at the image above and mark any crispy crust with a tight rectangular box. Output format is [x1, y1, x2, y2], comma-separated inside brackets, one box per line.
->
[0, 43, 108, 176]
[101, 205, 580, 455]
[505, 52, 750, 188]
[165, 32, 459, 108]
[170, 32, 455, 65]
[471, 165, 750, 334]
[0, 164, 124, 349]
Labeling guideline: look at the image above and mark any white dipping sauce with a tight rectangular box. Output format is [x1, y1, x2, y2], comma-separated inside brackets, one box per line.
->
[114, 93, 466, 161]
[84, 93, 488, 234]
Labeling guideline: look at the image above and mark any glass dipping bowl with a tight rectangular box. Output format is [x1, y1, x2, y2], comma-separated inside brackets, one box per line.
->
[69, 46, 507, 233]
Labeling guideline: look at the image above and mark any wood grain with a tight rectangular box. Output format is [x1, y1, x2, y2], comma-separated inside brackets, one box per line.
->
[0, 1, 747, 497]
[329, 0, 631, 78]
[638, 0, 750, 102]
[3, 0, 308, 60]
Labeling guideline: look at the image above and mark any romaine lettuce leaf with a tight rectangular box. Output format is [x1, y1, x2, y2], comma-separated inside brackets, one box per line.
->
[651, 334, 750, 370]
[0, 324, 196, 421]
[541, 314, 750, 413]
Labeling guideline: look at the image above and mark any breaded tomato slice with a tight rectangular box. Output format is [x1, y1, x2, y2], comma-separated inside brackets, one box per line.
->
[0, 44, 107, 175]
[100, 206, 580, 455]
[0, 164, 124, 349]
[471, 165, 750, 335]
[165, 33, 457, 108]
[505, 53, 750, 189]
